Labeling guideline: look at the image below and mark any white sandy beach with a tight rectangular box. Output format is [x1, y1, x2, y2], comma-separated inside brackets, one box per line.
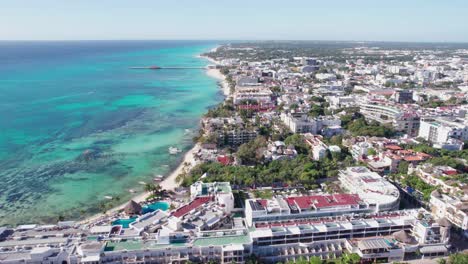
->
[79, 144, 199, 225]
[200, 52, 231, 97]
[206, 68, 231, 97]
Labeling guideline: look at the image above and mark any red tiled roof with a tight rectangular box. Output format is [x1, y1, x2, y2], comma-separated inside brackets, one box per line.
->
[417, 153, 432, 158]
[217, 155, 232, 165]
[285, 194, 361, 210]
[443, 170, 458, 176]
[385, 145, 403, 151]
[404, 156, 426, 162]
[172, 196, 212, 218]
[258, 199, 268, 208]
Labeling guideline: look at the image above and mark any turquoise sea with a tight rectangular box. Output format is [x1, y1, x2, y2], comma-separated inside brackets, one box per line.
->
[0, 41, 222, 225]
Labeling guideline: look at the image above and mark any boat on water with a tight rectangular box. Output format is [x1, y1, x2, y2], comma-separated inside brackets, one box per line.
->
[153, 175, 164, 182]
[138, 181, 146, 185]
[104, 196, 113, 200]
[128, 189, 136, 193]
[168, 146, 181, 155]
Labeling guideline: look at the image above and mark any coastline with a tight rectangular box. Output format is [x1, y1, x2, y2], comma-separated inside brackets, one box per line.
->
[206, 68, 230, 97]
[80, 48, 227, 225]
[200, 51, 231, 97]
[79, 143, 199, 225]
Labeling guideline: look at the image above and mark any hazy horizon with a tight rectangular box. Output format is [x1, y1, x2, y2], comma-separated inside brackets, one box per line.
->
[1, 39, 468, 45]
[1, 0, 467, 42]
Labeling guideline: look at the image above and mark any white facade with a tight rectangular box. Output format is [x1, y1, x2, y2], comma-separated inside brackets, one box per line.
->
[430, 192, 468, 230]
[418, 117, 468, 144]
[280, 113, 341, 134]
[359, 102, 420, 136]
[339, 167, 400, 211]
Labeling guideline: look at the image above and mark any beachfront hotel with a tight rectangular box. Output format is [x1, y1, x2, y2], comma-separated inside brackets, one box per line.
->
[0, 178, 452, 264]
[338, 167, 401, 212]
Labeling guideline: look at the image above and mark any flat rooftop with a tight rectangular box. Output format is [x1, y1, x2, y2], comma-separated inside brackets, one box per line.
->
[339, 167, 400, 207]
[172, 196, 212, 218]
[104, 240, 186, 252]
[193, 234, 250, 247]
[285, 194, 362, 210]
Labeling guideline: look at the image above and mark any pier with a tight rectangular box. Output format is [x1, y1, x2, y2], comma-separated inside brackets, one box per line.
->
[130, 66, 208, 70]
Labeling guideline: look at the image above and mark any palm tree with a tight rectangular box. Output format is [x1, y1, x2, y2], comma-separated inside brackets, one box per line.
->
[98, 202, 108, 214]
[154, 184, 162, 194]
[144, 183, 155, 194]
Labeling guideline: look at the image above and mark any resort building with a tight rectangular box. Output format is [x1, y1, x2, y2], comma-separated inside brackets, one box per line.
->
[0, 207, 451, 264]
[250, 209, 449, 263]
[353, 238, 405, 263]
[233, 85, 273, 105]
[190, 181, 234, 213]
[263, 141, 298, 161]
[430, 191, 468, 230]
[303, 134, 341, 161]
[359, 102, 420, 136]
[418, 117, 468, 149]
[410, 163, 461, 194]
[326, 95, 360, 110]
[245, 194, 372, 228]
[339, 167, 400, 211]
[350, 141, 372, 161]
[280, 113, 341, 134]
[219, 129, 259, 147]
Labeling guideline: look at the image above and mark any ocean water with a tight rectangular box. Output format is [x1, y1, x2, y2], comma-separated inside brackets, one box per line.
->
[0, 41, 222, 225]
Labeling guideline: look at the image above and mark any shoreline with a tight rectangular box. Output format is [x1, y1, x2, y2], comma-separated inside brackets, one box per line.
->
[79, 143, 199, 225]
[206, 68, 230, 97]
[80, 48, 227, 225]
[199, 51, 231, 97]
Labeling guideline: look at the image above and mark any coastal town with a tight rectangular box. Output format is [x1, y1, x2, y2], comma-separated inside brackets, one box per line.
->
[1, 42, 468, 264]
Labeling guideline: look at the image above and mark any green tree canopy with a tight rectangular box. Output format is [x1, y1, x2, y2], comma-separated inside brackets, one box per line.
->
[284, 134, 309, 155]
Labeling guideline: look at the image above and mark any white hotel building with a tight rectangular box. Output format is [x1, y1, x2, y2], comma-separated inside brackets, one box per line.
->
[359, 102, 420, 136]
[0, 181, 451, 264]
[245, 194, 374, 228]
[418, 117, 468, 149]
[339, 167, 400, 211]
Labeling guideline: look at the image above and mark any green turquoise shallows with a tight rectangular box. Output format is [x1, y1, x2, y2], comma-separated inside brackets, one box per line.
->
[0, 41, 221, 225]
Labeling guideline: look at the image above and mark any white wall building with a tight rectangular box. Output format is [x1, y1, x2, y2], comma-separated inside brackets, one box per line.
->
[339, 167, 400, 211]
[418, 117, 468, 146]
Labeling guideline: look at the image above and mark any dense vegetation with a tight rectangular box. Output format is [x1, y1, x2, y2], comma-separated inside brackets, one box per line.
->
[203, 41, 468, 63]
[345, 117, 396, 137]
[204, 99, 236, 118]
[180, 154, 341, 188]
[439, 252, 468, 264]
[400, 175, 436, 201]
[404, 141, 468, 161]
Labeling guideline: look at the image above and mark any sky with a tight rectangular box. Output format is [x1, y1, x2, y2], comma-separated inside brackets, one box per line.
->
[1, 0, 467, 42]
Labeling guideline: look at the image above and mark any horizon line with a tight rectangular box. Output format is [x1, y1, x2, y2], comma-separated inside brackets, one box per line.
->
[1, 39, 468, 45]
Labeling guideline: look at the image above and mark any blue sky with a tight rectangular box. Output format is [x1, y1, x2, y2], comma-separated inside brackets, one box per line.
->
[1, 0, 467, 42]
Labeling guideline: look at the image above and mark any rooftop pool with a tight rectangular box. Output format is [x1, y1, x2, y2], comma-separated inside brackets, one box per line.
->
[142, 201, 170, 214]
[112, 201, 170, 228]
[112, 217, 137, 228]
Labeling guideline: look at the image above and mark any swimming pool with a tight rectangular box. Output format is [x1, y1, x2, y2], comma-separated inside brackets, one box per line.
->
[111, 202, 169, 228]
[142, 201, 170, 214]
[112, 217, 137, 228]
